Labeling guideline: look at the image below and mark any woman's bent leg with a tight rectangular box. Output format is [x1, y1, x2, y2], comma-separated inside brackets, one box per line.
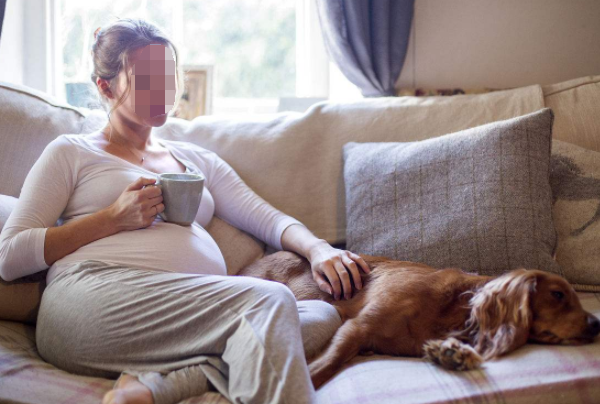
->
[116, 300, 342, 404]
[36, 260, 316, 404]
[118, 297, 342, 403]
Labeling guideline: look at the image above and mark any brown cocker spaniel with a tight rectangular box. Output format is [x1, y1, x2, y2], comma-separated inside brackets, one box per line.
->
[238, 251, 600, 389]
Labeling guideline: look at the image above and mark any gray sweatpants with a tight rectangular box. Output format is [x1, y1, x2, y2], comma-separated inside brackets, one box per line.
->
[35, 260, 342, 404]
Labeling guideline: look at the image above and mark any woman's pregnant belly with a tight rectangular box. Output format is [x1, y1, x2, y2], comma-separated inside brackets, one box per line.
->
[47, 219, 227, 285]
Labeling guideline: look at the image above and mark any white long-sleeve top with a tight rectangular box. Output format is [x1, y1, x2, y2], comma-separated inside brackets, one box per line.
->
[0, 132, 305, 284]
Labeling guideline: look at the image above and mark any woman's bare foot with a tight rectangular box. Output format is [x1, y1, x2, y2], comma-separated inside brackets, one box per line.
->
[102, 374, 154, 404]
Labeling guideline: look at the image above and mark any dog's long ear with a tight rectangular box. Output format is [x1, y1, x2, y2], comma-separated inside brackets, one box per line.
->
[467, 269, 536, 360]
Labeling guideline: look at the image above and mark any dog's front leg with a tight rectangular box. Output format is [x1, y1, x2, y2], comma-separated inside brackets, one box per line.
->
[422, 337, 482, 371]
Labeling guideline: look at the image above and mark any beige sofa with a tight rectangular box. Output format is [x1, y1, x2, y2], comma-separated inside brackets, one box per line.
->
[1, 77, 600, 404]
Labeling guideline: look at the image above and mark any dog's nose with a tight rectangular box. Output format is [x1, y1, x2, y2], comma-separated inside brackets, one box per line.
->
[586, 315, 600, 336]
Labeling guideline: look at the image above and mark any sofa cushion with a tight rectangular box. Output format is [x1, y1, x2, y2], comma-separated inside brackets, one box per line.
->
[0, 82, 87, 198]
[0, 276, 46, 325]
[543, 75, 600, 153]
[152, 85, 545, 245]
[3, 76, 599, 247]
[0, 79, 549, 246]
[0, 320, 229, 404]
[0, 195, 46, 324]
[550, 139, 600, 291]
[343, 108, 561, 278]
[205, 216, 266, 275]
[314, 292, 600, 404]
[70, 75, 600, 246]
[3, 292, 600, 404]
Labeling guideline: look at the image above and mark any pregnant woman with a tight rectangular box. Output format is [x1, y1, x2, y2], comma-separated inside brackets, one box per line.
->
[0, 18, 371, 404]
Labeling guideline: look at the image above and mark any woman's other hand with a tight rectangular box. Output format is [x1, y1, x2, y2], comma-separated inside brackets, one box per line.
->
[308, 243, 371, 301]
[108, 177, 164, 231]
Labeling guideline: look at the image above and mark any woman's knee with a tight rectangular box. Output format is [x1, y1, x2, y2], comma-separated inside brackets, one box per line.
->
[258, 281, 298, 313]
[296, 300, 342, 359]
[236, 276, 297, 306]
[297, 300, 342, 329]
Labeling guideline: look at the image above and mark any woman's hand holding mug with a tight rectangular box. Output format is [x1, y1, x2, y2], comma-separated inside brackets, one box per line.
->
[108, 176, 164, 231]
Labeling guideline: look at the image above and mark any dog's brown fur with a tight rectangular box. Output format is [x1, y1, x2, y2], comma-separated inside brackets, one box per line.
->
[238, 251, 600, 389]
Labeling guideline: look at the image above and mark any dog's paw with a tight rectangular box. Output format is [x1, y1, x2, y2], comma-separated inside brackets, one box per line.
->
[423, 339, 444, 365]
[423, 337, 482, 371]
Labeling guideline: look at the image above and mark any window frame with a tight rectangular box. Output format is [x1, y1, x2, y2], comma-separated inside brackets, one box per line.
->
[36, 0, 359, 115]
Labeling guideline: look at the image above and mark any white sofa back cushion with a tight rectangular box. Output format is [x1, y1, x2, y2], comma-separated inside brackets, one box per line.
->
[543, 75, 600, 153]
[155, 85, 545, 243]
[0, 82, 87, 198]
[1, 81, 545, 244]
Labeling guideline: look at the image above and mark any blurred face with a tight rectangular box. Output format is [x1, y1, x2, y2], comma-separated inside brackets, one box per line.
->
[109, 42, 177, 127]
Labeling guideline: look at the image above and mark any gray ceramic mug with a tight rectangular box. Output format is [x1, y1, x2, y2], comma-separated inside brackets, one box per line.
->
[154, 173, 205, 226]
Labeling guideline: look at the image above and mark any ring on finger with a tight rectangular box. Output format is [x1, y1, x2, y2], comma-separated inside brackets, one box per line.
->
[341, 258, 362, 289]
[342, 257, 355, 268]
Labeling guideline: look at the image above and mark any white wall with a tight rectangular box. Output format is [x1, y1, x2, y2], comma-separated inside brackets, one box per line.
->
[396, 0, 600, 90]
[2, 0, 600, 95]
[0, 0, 24, 84]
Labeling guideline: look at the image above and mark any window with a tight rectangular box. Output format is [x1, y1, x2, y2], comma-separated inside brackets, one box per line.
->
[57, 0, 361, 116]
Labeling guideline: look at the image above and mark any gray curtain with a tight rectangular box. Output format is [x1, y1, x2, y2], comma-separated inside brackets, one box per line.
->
[0, 0, 6, 42]
[316, 0, 415, 97]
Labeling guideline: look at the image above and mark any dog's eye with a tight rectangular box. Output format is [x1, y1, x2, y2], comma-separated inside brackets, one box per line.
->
[551, 291, 565, 301]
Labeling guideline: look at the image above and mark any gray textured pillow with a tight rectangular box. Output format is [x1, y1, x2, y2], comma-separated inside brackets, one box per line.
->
[550, 139, 600, 291]
[343, 108, 562, 278]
